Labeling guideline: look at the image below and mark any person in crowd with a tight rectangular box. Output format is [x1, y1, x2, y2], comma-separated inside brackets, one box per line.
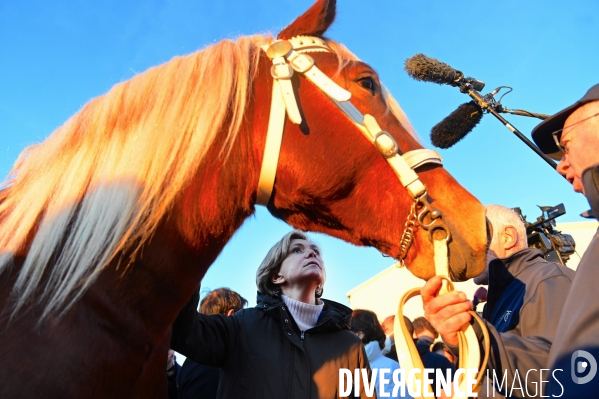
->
[177, 288, 247, 399]
[381, 314, 407, 362]
[471, 287, 487, 314]
[351, 309, 411, 398]
[412, 316, 438, 342]
[421, 204, 575, 397]
[431, 342, 455, 365]
[381, 315, 424, 363]
[531, 83, 599, 397]
[388, 316, 453, 398]
[167, 349, 182, 399]
[171, 230, 371, 398]
[411, 317, 455, 379]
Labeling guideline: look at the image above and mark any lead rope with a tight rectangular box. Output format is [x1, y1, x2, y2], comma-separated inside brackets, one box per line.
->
[394, 209, 490, 398]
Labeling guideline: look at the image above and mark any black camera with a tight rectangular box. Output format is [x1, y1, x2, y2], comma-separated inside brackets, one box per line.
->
[512, 204, 576, 265]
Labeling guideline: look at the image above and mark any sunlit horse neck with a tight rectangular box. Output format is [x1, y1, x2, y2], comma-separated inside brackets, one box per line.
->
[1, 34, 270, 318]
[0, 34, 424, 321]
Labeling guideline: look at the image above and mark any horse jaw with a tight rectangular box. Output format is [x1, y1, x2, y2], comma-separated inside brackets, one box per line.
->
[403, 168, 488, 282]
[264, 0, 488, 282]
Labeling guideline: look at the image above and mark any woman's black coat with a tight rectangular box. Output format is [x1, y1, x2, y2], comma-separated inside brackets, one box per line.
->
[171, 291, 372, 398]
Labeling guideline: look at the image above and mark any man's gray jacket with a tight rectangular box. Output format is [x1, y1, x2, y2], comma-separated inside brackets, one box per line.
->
[547, 164, 599, 397]
[478, 247, 575, 398]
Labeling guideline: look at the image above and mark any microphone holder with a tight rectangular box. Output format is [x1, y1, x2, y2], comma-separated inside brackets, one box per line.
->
[494, 107, 551, 120]
[457, 83, 592, 217]
[460, 83, 559, 170]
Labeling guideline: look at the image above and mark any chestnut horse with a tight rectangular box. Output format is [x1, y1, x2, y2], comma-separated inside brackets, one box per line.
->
[0, 0, 487, 398]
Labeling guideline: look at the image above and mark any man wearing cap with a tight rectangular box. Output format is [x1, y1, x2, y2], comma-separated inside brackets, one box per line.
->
[531, 83, 599, 397]
[419, 83, 599, 398]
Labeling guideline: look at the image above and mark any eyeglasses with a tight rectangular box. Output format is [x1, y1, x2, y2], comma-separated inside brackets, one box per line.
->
[552, 111, 599, 156]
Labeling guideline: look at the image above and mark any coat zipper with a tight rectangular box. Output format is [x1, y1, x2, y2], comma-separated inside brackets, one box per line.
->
[300, 330, 311, 397]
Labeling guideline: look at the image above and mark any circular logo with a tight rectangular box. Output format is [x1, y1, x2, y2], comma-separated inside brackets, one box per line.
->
[571, 350, 597, 384]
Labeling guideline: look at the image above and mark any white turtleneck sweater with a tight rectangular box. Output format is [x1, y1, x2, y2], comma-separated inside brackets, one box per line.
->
[281, 295, 324, 332]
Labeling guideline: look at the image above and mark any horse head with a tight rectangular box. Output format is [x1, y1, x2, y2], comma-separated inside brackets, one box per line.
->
[0, 1, 490, 397]
[247, 0, 488, 281]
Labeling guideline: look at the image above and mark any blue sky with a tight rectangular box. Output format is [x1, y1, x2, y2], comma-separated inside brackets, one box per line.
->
[1, 1, 597, 307]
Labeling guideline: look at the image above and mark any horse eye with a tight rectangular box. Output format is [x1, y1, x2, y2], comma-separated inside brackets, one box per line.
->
[357, 77, 375, 94]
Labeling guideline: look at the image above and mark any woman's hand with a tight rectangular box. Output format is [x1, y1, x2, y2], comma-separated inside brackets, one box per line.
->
[421, 276, 472, 346]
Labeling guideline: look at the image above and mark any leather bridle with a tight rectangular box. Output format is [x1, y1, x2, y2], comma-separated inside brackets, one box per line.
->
[255, 36, 489, 398]
[256, 36, 446, 263]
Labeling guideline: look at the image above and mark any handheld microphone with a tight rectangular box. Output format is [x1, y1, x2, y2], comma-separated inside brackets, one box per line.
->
[404, 54, 485, 92]
[430, 101, 483, 148]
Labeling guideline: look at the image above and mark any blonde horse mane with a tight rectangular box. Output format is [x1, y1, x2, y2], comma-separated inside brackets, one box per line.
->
[0, 34, 418, 320]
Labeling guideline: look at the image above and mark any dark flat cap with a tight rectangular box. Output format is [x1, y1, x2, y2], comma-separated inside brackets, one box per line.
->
[532, 83, 599, 160]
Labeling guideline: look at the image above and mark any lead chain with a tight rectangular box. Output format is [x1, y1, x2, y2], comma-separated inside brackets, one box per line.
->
[395, 200, 419, 268]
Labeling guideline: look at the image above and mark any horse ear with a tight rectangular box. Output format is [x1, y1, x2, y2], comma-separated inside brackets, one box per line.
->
[277, 0, 336, 39]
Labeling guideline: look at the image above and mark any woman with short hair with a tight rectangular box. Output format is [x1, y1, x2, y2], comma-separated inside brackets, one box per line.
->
[171, 230, 371, 398]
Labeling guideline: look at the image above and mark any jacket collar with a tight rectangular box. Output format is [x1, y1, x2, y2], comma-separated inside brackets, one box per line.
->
[415, 338, 432, 355]
[488, 247, 545, 282]
[582, 164, 599, 221]
[256, 292, 352, 332]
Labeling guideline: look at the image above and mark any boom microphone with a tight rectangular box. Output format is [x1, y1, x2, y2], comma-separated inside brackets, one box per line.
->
[430, 101, 483, 149]
[404, 54, 485, 92]
[405, 54, 563, 171]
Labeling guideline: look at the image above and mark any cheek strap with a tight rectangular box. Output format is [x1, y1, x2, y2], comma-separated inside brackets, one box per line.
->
[257, 37, 442, 206]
